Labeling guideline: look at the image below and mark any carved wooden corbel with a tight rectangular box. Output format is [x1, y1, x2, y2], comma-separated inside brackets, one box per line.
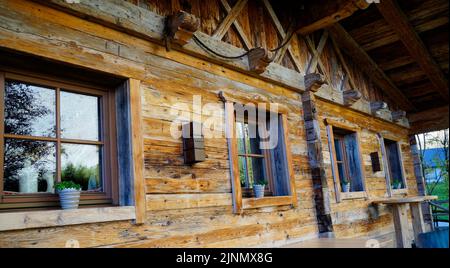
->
[304, 73, 326, 92]
[370, 101, 389, 115]
[165, 11, 200, 48]
[248, 47, 273, 74]
[343, 89, 362, 106]
[391, 110, 407, 123]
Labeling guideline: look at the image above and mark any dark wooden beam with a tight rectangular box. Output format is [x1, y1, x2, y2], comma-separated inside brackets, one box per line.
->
[408, 106, 449, 134]
[377, 0, 449, 101]
[328, 23, 415, 111]
[296, 0, 371, 35]
[351, 0, 449, 51]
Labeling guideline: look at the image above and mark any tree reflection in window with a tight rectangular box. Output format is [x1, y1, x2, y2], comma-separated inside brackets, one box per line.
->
[3, 81, 56, 193]
[2, 80, 103, 194]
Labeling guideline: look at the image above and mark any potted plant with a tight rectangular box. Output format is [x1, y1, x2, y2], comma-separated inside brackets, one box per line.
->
[253, 180, 267, 198]
[392, 180, 402, 189]
[54, 181, 82, 210]
[341, 179, 350, 192]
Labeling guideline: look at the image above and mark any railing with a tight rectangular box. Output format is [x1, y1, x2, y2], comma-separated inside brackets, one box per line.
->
[430, 200, 449, 228]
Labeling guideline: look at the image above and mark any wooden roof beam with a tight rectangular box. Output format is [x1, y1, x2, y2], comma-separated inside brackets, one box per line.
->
[296, 0, 371, 35]
[408, 106, 449, 134]
[377, 0, 449, 101]
[328, 23, 415, 111]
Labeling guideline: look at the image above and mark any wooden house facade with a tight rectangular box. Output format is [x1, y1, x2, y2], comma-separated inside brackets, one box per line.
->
[0, 0, 448, 248]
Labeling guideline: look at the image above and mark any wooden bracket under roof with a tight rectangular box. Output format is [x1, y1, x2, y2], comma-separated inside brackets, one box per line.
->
[165, 10, 200, 48]
[247, 48, 273, 74]
[304, 73, 326, 92]
[370, 101, 392, 121]
[343, 89, 362, 107]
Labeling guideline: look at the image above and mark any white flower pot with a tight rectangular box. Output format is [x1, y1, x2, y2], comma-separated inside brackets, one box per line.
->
[253, 185, 265, 198]
[342, 183, 350, 192]
[58, 188, 81, 210]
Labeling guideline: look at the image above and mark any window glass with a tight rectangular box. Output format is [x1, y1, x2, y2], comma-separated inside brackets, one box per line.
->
[60, 91, 100, 141]
[332, 130, 364, 193]
[235, 110, 290, 198]
[61, 144, 102, 191]
[384, 139, 404, 189]
[3, 139, 56, 194]
[1, 77, 109, 209]
[4, 80, 55, 137]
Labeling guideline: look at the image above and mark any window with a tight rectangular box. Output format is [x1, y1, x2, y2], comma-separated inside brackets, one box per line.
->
[226, 102, 297, 213]
[325, 119, 366, 201]
[383, 138, 406, 190]
[0, 72, 118, 210]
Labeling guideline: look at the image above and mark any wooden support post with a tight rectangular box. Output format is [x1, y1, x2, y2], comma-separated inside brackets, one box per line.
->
[392, 203, 412, 248]
[129, 78, 146, 225]
[166, 10, 200, 47]
[302, 81, 334, 236]
[343, 89, 362, 107]
[410, 202, 426, 246]
[247, 47, 273, 74]
[409, 135, 434, 230]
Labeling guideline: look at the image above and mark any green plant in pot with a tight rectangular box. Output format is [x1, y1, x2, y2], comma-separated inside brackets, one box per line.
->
[341, 178, 350, 193]
[253, 180, 267, 198]
[392, 179, 402, 190]
[54, 181, 81, 210]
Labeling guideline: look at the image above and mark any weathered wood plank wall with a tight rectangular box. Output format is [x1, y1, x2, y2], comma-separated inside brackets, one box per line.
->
[127, 0, 401, 110]
[0, 0, 419, 247]
[317, 99, 418, 241]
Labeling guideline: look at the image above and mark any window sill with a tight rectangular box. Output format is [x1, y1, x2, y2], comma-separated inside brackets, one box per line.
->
[340, 191, 367, 200]
[242, 196, 294, 209]
[0, 206, 136, 232]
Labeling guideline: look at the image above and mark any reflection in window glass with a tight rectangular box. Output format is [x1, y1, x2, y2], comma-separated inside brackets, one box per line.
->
[247, 157, 266, 186]
[61, 144, 102, 191]
[3, 139, 56, 194]
[238, 156, 248, 187]
[236, 122, 245, 154]
[60, 91, 99, 141]
[4, 80, 56, 137]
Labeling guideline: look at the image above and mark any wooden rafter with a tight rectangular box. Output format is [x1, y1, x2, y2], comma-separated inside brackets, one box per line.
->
[212, 0, 248, 41]
[408, 106, 449, 134]
[296, 0, 371, 35]
[328, 23, 415, 111]
[261, 0, 302, 72]
[377, 0, 449, 101]
[217, 0, 252, 50]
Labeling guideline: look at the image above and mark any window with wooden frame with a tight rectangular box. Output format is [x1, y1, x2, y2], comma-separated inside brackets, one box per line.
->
[0, 71, 118, 210]
[325, 119, 367, 202]
[225, 102, 297, 213]
[378, 135, 407, 195]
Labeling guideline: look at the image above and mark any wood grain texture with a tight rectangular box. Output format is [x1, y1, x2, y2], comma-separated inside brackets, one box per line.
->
[129, 78, 146, 224]
[377, 0, 449, 101]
